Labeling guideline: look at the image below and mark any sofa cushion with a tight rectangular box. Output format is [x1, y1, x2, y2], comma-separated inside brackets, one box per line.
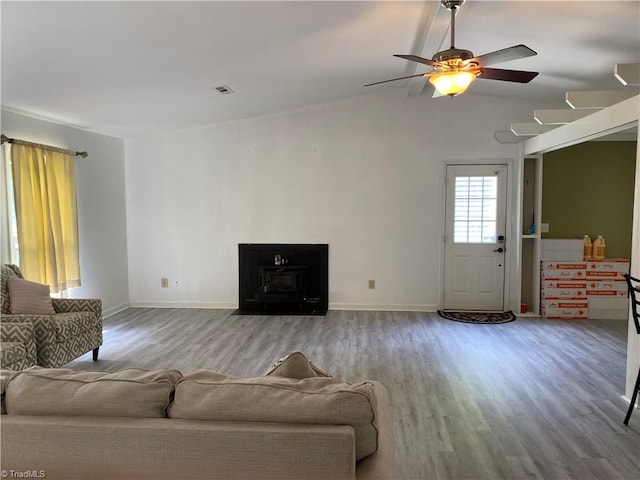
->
[169, 370, 379, 461]
[5, 367, 182, 418]
[7, 276, 55, 315]
[265, 351, 331, 379]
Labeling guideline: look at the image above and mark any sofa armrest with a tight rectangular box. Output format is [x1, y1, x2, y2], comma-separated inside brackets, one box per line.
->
[355, 380, 395, 480]
[0, 315, 58, 356]
[52, 298, 102, 316]
[0, 322, 37, 370]
[0, 322, 35, 343]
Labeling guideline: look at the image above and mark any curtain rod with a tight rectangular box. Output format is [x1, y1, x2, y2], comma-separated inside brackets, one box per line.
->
[0, 134, 88, 158]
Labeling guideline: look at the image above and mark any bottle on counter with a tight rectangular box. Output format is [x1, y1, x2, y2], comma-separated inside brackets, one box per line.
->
[592, 235, 606, 259]
[583, 235, 593, 260]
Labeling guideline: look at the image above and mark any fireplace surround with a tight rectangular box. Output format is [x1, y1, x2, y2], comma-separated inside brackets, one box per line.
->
[237, 244, 328, 315]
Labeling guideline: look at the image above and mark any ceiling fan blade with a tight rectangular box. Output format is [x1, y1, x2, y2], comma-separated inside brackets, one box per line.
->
[364, 73, 428, 87]
[479, 67, 539, 83]
[473, 44, 537, 67]
[393, 54, 440, 68]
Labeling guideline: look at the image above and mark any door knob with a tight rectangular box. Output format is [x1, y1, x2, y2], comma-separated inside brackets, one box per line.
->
[493, 247, 505, 253]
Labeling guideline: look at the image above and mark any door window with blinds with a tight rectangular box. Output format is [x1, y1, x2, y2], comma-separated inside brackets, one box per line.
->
[453, 175, 498, 243]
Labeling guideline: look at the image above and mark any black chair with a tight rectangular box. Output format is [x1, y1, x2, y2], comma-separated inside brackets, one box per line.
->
[624, 274, 640, 425]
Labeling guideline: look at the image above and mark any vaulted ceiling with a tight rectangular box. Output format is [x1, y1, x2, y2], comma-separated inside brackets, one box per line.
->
[2, 1, 639, 139]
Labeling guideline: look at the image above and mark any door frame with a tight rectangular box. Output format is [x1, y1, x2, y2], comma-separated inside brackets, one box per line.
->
[439, 158, 517, 311]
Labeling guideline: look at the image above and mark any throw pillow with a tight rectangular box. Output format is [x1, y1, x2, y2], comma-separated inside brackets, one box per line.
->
[264, 351, 331, 379]
[7, 276, 55, 315]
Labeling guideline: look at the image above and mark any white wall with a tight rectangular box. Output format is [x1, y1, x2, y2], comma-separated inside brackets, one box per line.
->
[1, 110, 129, 316]
[125, 88, 540, 310]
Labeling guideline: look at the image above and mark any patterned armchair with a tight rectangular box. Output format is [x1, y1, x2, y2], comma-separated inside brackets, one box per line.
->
[1, 264, 102, 368]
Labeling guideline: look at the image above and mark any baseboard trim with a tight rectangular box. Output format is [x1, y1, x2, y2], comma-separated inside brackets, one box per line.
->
[329, 303, 438, 312]
[124, 302, 438, 313]
[103, 302, 130, 318]
[129, 301, 238, 310]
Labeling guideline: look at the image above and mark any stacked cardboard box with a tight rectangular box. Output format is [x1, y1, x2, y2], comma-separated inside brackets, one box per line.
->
[540, 259, 630, 320]
[586, 259, 630, 319]
[541, 262, 588, 319]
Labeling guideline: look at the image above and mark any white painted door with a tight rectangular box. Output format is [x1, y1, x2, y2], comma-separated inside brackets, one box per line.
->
[443, 164, 508, 311]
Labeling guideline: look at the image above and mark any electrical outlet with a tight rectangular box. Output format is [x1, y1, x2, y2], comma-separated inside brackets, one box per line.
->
[541, 223, 550, 233]
[161, 277, 169, 288]
[368, 280, 375, 289]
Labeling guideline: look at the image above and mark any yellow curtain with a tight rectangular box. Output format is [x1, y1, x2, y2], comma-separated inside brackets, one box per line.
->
[11, 144, 80, 292]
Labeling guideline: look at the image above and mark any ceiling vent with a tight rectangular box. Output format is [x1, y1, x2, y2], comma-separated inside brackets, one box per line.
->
[214, 85, 234, 95]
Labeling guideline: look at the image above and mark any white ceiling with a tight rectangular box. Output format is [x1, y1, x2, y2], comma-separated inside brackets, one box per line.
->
[1, 1, 639, 139]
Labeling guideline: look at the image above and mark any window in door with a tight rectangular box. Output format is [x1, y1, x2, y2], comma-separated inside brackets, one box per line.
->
[453, 176, 498, 244]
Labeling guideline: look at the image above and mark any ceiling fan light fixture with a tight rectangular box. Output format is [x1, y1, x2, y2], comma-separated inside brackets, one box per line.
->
[364, 0, 538, 94]
[429, 70, 476, 97]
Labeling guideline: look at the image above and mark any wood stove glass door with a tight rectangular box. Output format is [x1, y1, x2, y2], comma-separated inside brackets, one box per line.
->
[443, 164, 508, 311]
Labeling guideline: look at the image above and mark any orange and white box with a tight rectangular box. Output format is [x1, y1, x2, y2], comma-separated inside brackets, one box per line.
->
[585, 279, 628, 297]
[586, 259, 630, 279]
[541, 299, 588, 320]
[541, 262, 587, 280]
[541, 280, 587, 299]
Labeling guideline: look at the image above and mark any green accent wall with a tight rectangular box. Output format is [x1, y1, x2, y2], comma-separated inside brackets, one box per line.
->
[542, 141, 637, 259]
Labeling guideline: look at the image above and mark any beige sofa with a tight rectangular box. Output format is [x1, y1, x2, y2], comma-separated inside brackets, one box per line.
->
[0, 354, 394, 479]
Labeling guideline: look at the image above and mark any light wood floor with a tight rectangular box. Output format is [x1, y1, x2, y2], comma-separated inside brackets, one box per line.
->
[66, 309, 640, 480]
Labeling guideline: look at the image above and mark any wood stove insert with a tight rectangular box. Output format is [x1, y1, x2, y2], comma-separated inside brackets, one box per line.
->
[237, 244, 328, 315]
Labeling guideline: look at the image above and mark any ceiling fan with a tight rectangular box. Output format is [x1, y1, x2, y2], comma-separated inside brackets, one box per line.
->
[365, 0, 539, 97]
